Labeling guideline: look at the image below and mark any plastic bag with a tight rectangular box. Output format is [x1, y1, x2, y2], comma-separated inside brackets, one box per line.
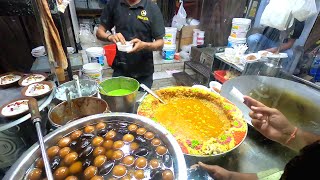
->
[260, 0, 294, 30]
[292, 0, 317, 22]
[171, 2, 187, 31]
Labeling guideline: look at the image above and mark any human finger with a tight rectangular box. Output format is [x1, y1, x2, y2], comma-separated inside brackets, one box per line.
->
[130, 38, 140, 44]
[198, 162, 219, 173]
[127, 46, 138, 53]
[243, 96, 266, 108]
[113, 34, 120, 43]
[251, 106, 277, 115]
[117, 33, 126, 45]
[252, 118, 267, 129]
[110, 35, 117, 44]
[249, 111, 264, 119]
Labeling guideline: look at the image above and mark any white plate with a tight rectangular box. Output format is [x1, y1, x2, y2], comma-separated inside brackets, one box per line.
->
[209, 81, 222, 94]
[258, 50, 272, 57]
[192, 85, 210, 92]
[267, 53, 288, 59]
[241, 53, 261, 64]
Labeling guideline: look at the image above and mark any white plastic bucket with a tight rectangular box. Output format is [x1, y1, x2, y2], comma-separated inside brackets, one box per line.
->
[85, 47, 105, 66]
[230, 18, 251, 38]
[162, 44, 176, 60]
[83, 62, 103, 83]
[198, 30, 205, 37]
[192, 29, 200, 46]
[227, 36, 246, 48]
[197, 31, 205, 45]
[164, 27, 177, 45]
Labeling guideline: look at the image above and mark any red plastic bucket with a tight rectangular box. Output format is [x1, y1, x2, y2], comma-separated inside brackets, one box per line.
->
[103, 44, 117, 67]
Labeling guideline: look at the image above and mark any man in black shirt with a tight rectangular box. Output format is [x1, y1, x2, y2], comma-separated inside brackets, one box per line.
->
[96, 0, 165, 88]
[247, 19, 305, 71]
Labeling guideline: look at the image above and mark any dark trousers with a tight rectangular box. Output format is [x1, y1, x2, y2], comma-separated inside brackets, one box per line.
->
[112, 68, 153, 90]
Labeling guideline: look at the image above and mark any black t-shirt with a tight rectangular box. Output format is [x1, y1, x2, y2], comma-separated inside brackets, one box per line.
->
[100, 0, 165, 77]
[263, 19, 305, 42]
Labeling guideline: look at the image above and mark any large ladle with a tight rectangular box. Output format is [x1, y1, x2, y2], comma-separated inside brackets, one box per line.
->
[140, 84, 166, 104]
[28, 98, 53, 180]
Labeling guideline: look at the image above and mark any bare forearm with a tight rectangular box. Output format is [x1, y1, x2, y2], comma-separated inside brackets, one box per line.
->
[285, 129, 320, 151]
[144, 39, 164, 51]
[230, 172, 258, 180]
[278, 42, 293, 52]
[266, 39, 295, 53]
[96, 25, 111, 42]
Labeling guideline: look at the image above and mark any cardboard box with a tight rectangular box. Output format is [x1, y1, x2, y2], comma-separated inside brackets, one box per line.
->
[176, 25, 199, 51]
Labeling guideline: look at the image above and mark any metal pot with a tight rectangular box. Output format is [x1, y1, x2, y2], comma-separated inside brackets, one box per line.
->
[54, 79, 98, 101]
[99, 77, 139, 113]
[4, 113, 187, 180]
[221, 75, 320, 132]
[48, 97, 109, 128]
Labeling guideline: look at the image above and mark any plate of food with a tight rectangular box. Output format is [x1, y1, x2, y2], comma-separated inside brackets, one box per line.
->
[137, 86, 247, 157]
[258, 50, 272, 57]
[21, 81, 53, 99]
[0, 72, 24, 88]
[241, 53, 261, 64]
[18, 73, 47, 87]
[0, 98, 31, 119]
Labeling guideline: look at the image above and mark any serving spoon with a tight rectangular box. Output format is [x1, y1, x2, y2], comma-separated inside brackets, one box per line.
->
[28, 98, 53, 180]
[140, 84, 166, 104]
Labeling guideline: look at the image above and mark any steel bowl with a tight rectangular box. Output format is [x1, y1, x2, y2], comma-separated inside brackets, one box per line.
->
[4, 113, 188, 180]
[99, 77, 139, 113]
[48, 97, 109, 128]
[54, 79, 98, 101]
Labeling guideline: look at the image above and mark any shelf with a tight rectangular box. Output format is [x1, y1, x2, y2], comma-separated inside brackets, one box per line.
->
[76, 8, 103, 17]
[214, 53, 245, 72]
[184, 61, 211, 78]
[172, 72, 199, 86]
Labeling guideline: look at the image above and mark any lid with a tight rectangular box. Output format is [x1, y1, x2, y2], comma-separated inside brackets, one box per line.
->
[228, 36, 247, 41]
[232, 18, 252, 24]
[163, 44, 176, 49]
[85, 47, 104, 53]
[83, 62, 102, 71]
[165, 27, 177, 31]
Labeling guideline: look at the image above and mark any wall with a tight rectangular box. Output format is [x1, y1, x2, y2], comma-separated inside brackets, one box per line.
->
[199, 0, 247, 46]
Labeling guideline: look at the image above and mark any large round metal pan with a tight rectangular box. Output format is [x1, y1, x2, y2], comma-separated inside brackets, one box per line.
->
[221, 76, 320, 131]
[3, 113, 188, 180]
[137, 86, 248, 161]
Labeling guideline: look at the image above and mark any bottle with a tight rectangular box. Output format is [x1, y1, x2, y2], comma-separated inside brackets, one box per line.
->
[309, 53, 320, 81]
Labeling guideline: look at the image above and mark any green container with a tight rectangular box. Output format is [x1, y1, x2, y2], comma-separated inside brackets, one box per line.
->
[99, 76, 139, 113]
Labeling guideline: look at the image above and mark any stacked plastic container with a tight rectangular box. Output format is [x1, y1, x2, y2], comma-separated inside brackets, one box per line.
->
[163, 27, 177, 60]
[227, 18, 251, 48]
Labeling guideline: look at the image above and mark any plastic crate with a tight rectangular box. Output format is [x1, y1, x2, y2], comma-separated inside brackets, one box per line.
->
[213, 70, 227, 83]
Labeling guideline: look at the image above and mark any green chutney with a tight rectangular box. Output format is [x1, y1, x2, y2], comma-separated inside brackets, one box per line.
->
[107, 89, 132, 96]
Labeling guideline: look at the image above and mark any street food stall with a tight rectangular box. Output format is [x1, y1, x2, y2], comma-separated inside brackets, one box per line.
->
[1, 0, 320, 180]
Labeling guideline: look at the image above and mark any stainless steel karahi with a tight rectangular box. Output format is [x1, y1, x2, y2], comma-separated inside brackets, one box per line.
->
[221, 75, 320, 130]
[48, 97, 109, 128]
[3, 113, 188, 180]
[54, 79, 98, 101]
[137, 86, 248, 165]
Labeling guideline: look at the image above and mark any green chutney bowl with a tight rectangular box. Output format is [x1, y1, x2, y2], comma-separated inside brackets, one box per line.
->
[99, 76, 139, 113]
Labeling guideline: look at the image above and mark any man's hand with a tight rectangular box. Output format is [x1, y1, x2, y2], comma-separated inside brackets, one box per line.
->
[265, 47, 278, 53]
[198, 162, 258, 180]
[108, 33, 126, 44]
[128, 38, 148, 53]
[198, 162, 233, 180]
[244, 96, 296, 145]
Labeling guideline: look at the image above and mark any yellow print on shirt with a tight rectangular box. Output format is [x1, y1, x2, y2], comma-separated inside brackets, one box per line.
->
[137, 15, 149, 21]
